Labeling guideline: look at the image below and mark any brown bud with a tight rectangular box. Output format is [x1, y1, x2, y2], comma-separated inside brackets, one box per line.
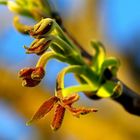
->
[19, 67, 45, 87]
[30, 18, 54, 37]
[19, 68, 34, 78]
[22, 78, 41, 87]
[31, 67, 45, 80]
[24, 39, 51, 55]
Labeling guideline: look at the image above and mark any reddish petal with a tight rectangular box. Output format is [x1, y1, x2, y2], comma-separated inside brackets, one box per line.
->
[51, 104, 65, 131]
[27, 96, 58, 125]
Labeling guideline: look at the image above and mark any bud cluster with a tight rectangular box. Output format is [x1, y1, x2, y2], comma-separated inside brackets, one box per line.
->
[18, 18, 82, 88]
[0, 0, 123, 131]
[16, 18, 122, 130]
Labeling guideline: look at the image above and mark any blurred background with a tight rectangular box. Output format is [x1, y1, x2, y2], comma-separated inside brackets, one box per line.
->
[0, 0, 140, 140]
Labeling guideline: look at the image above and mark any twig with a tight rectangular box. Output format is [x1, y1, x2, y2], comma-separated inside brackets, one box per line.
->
[4, 0, 140, 116]
[114, 81, 140, 116]
[53, 11, 140, 116]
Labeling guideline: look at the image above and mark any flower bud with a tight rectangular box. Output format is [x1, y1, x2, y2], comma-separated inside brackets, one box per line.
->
[31, 67, 45, 80]
[24, 38, 51, 55]
[30, 18, 55, 37]
[22, 78, 41, 87]
[19, 68, 34, 78]
[19, 67, 45, 87]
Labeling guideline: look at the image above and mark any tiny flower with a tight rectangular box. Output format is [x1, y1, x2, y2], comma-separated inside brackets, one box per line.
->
[24, 38, 51, 55]
[19, 67, 45, 87]
[30, 18, 55, 37]
[27, 93, 97, 131]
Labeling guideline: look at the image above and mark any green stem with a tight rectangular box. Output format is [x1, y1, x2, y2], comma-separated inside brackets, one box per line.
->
[36, 51, 66, 68]
[55, 65, 85, 98]
[46, 35, 85, 65]
[50, 43, 65, 55]
[55, 65, 99, 97]
[55, 22, 81, 53]
[63, 84, 97, 97]
[13, 16, 33, 34]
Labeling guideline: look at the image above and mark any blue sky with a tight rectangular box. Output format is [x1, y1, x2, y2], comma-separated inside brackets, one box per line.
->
[0, 100, 40, 140]
[100, 0, 140, 52]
